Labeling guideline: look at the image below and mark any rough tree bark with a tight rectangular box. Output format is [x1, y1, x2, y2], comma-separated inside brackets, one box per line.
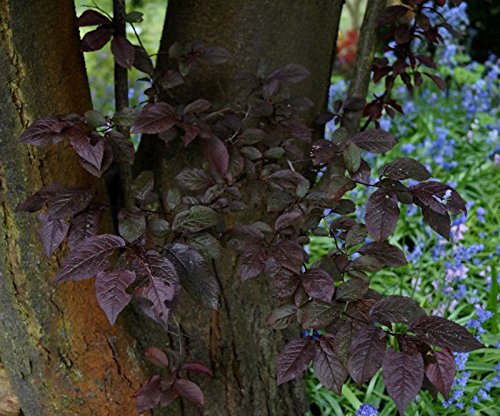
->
[0, 1, 143, 414]
[132, 1, 344, 415]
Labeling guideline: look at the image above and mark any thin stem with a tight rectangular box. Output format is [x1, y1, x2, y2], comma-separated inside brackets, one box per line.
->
[113, 0, 133, 208]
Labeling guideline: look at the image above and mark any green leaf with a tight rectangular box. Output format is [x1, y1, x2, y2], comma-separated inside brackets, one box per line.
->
[172, 206, 218, 233]
[343, 142, 361, 173]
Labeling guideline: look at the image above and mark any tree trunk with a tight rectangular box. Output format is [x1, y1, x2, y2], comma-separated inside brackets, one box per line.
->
[133, 2, 344, 415]
[0, 1, 143, 414]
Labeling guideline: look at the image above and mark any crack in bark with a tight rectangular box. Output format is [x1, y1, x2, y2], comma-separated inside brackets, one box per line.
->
[105, 334, 134, 389]
[0, 2, 29, 129]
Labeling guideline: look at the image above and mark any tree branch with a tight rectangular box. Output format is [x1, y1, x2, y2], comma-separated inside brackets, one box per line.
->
[113, 0, 133, 207]
[342, 0, 386, 133]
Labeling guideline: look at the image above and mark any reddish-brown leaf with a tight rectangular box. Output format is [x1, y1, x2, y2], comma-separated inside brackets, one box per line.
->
[410, 316, 484, 352]
[111, 35, 135, 69]
[383, 349, 424, 415]
[276, 338, 317, 385]
[301, 268, 335, 303]
[424, 347, 455, 400]
[81, 27, 112, 52]
[144, 347, 169, 368]
[365, 189, 400, 241]
[95, 269, 135, 325]
[313, 335, 348, 395]
[347, 326, 386, 385]
[53, 234, 125, 283]
[132, 102, 178, 134]
[135, 375, 162, 413]
[172, 379, 204, 408]
[37, 214, 69, 257]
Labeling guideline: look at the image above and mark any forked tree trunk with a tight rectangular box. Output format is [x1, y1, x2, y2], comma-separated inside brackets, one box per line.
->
[0, 1, 143, 414]
[133, 2, 344, 415]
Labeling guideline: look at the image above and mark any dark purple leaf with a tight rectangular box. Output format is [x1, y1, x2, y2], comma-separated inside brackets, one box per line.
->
[422, 206, 451, 240]
[275, 211, 302, 231]
[347, 326, 386, 385]
[425, 347, 455, 400]
[53, 234, 125, 283]
[110, 36, 135, 69]
[351, 129, 396, 153]
[135, 375, 162, 413]
[352, 159, 372, 183]
[18, 115, 68, 146]
[301, 269, 334, 303]
[159, 388, 179, 408]
[370, 296, 426, 326]
[271, 240, 305, 274]
[140, 273, 174, 328]
[423, 72, 446, 91]
[238, 244, 267, 280]
[349, 255, 385, 273]
[411, 181, 466, 215]
[410, 316, 484, 352]
[332, 320, 359, 366]
[365, 189, 400, 241]
[380, 158, 431, 181]
[81, 27, 112, 52]
[184, 99, 212, 114]
[144, 346, 169, 368]
[310, 140, 337, 165]
[358, 242, 407, 267]
[77, 10, 111, 26]
[299, 301, 342, 329]
[335, 278, 369, 302]
[67, 205, 103, 250]
[276, 338, 317, 385]
[165, 243, 220, 310]
[46, 187, 94, 220]
[201, 136, 229, 176]
[118, 207, 146, 243]
[95, 269, 135, 325]
[416, 54, 437, 69]
[68, 128, 104, 173]
[173, 379, 204, 408]
[272, 270, 300, 299]
[183, 362, 213, 377]
[266, 304, 298, 329]
[79, 141, 113, 177]
[37, 214, 69, 257]
[383, 349, 424, 415]
[267, 64, 310, 84]
[280, 120, 312, 143]
[313, 334, 348, 395]
[132, 103, 178, 134]
[132, 45, 154, 75]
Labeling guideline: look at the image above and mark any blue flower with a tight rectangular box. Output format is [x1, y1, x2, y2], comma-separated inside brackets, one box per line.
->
[355, 404, 379, 416]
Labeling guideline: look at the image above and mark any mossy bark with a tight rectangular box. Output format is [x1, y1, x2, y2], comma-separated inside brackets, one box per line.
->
[133, 2, 344, 415]
[0, 1, 143, 414]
